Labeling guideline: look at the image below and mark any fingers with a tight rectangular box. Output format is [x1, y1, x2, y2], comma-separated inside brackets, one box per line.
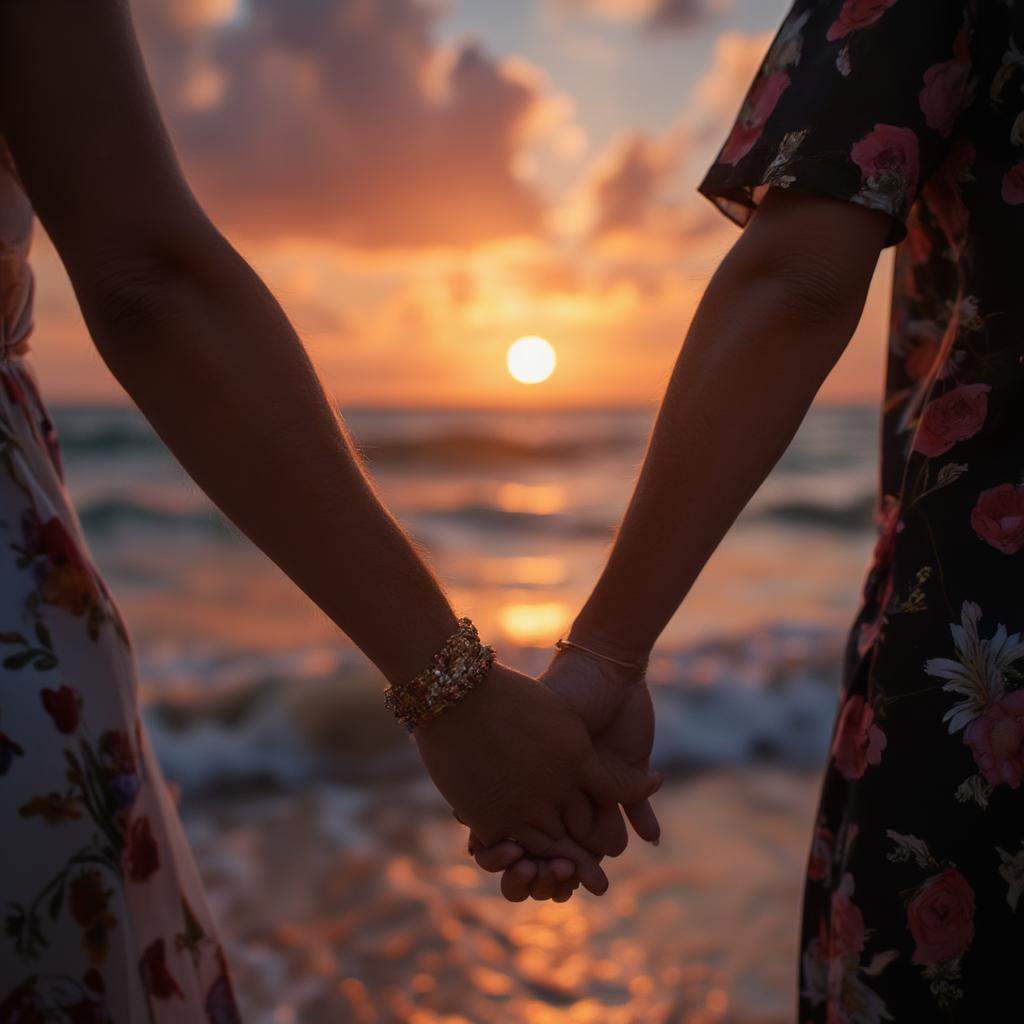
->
[473, 841, 526, 873]
[541, 859, 579, 903]
[527, 862, 559, 901]
[585, 803, 629, 859]
[484, 853, 579, 902]
[623, 798, 662, 845]
[552, 880, 577, 903]
[562, 794, 595, 851]
[532, 834, 609, 896]
[517, 825, 564, 857]
[538, 859, 579, 902]
[500, 859, 538, 902]
[583, 751, 664, 807]
[548, 858, 577, 883]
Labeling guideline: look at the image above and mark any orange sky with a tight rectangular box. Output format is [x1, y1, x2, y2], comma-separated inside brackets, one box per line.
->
[27, 0, 893, 408]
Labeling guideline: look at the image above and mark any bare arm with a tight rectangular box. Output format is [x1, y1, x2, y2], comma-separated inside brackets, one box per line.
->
[469, 188, 893, 901]
[569, 188, 891, 660]
[0, 0, 455, 684]
[0, 0, 656, 863]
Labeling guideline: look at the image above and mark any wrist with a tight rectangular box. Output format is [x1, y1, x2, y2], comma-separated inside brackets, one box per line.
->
[412, 663, 495, 743]
[567, 615, 652, 670]
[383, 617, 495, 733]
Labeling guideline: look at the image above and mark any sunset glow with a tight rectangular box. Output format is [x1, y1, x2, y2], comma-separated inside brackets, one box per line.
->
[25, 0, 892, 407]
[506, 337, 557, 385]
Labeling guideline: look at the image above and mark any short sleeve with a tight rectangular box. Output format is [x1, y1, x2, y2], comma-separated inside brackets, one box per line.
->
[697, 0, 974, 247]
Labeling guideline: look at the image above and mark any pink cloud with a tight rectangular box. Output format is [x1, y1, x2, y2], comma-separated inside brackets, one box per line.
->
[558, 0, 713, 29]
[134, 0, 556, 249]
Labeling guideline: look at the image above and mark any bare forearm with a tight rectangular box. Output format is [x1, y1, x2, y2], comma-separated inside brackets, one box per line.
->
[572, 241, 874, 658]
[78, 233, 457, 686]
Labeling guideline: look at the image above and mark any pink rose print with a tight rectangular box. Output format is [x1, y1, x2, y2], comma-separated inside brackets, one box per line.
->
[825, 0, 898, 42]
[857, 573, 893, 657]
[872, 495, 903, 571]
[851, 124, 920, 211]
[720, 72, 790, 165]
[964, 690, 1024, 788]
[124, 815, 161, 883]
[919, 28, 973, 137]
[808, 824, 835, 883]
[1003, 161, 1024, 205]
[831, 695, 887, 779]
[911, 382, 990, 457]
[907, 868, 975, 966]
[971, 484, 1024, 555]
[99, 728, 136, 776]
[828, 873, 866, 958]
[140, 938, 184, 1000]
[69, 870, 117, 967]
[40, 685, 83, 735]
[20, 509, 101, 617]
[69, 872, 111, 930]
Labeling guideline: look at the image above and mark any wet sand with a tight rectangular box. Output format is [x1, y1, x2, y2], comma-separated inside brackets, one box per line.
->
[184, 767, 823, 1024]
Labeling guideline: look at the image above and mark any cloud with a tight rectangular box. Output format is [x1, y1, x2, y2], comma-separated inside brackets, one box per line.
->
[585, 132, 687, 237]
[556, 0, 719, 30]
[569, 125, 718, 255]
[133, 0, 567, 249]
[649, 0, 710, 28]
[690, 29, 774, 141]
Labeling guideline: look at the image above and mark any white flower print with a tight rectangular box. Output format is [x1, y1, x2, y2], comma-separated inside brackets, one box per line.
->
[924, 601, 1024, 735]
[885, 830, 938, 870]
[764, 9, 811, 75]
[954, 773, 993, 808]
[997, 843, 1024, 911]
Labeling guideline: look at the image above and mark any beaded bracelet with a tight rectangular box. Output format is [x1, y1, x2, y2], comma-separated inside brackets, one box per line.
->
[384, 617, 495, 733]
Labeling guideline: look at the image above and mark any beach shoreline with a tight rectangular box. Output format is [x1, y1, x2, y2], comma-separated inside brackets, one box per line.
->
[184, 765, 823, 1024]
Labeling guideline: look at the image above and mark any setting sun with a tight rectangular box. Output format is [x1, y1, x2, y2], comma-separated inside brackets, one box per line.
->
[506, 336, 557, 385]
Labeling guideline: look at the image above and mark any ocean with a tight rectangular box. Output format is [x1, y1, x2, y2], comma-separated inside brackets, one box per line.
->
[54, 401, 881, 1022]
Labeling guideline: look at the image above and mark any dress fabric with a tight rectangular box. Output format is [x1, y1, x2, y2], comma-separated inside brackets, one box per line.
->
[0, 143, 241, 1021]
[699, 1, 1024, 1020]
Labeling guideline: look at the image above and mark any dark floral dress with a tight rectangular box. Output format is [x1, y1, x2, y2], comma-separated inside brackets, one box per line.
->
[0, 141, 242, 1021]
[698, 0, 1024, 1020]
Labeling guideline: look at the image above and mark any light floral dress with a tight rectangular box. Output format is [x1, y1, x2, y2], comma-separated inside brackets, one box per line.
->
[0, 142, 241, 1021]
[699, 1, 1024, 1020]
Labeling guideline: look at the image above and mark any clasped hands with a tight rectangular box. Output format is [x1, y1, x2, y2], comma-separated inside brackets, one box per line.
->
[414, 643, 660, 904]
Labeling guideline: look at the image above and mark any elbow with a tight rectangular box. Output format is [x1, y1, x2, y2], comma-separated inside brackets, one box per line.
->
[767, 251, 854, 330]
[87, 260, 186, 344]
[716, 190, 882, 336]
[80, 221, 236, 348]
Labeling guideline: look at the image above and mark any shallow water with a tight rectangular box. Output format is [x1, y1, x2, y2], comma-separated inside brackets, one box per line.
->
[186, 769, 821, 1024]
[54, 404, 875, 796]
[53, 403, 866, 1019]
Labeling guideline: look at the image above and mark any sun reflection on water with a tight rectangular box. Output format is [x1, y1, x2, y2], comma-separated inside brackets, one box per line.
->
[496, 482, 567, 515]
[479, 557, 567, 586]
[499, 602, 571, 645]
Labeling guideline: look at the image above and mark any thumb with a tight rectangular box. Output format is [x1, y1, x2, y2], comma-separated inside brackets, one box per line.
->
[584, 751, 664, 806]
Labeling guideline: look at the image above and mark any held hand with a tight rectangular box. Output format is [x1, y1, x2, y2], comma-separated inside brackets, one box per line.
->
[469, 647, 661, 901]
[465, 829, 601, 903]
[415, 661, 660, 894]
[542, 648, 661, 844]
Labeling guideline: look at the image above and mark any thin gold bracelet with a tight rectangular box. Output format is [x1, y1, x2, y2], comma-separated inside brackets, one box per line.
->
[555, 637, 648, 675]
